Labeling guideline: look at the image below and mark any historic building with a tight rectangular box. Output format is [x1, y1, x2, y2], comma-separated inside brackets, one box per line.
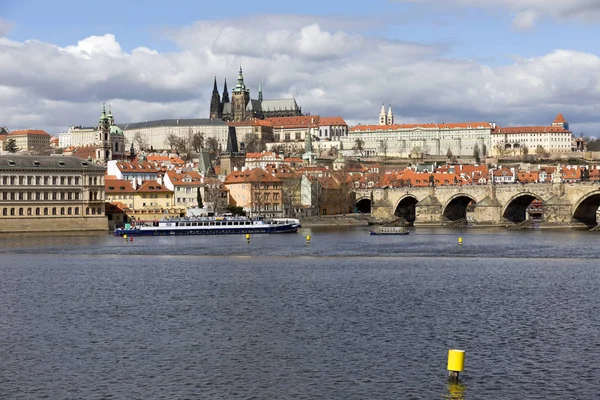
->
[5, 130, 51, 153]
[68, 105, 126, 160]
[210, 66, 302, 122]
[0, 155, 108, 232]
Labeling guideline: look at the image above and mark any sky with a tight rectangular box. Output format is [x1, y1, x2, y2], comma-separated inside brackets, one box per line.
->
[1, 0, 600, 135]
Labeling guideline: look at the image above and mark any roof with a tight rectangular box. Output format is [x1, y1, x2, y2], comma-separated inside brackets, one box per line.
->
[261, 99, 299, 112]
[137, 180, 172, 193]
[494, 126, 570, 134]
[114, 161, 160, 173]
[351, 122, 493, 132]
[223, 168, 280, 184]
[72, 146, 97, 160]
[227, 119, 273, 127]
[553, 113, 567, 124]
[267, 115, 320, 128]
[105, 179, 135, 193]
[8, 129, 51, 136]
[318, 116, 347, 126]
[165, 170, 203, 186]
[117, 118, 227, 131]
[0, 155, 104, 170]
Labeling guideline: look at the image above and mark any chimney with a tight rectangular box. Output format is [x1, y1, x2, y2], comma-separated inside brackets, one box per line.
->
[157, 176, 162, 185]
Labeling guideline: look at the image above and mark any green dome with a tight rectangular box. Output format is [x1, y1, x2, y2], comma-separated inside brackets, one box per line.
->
[110, 125, 124, 135]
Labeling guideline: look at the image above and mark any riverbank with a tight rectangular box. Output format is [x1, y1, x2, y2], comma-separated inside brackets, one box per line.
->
[300, 215, 370, 227]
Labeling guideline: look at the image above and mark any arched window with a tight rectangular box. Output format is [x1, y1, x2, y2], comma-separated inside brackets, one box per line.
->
[10, 208, 15, 216]
[97, 207, 102, 215]
[60, 207, 65, 215]
[2, 208, 6, 216]
[75, 207, 79, 215]
[91, 208, 96, 215]
[86, 207, 90, 215]
[44, 207, 48, 215]
[36, 208, 40, 216]
[67, 207, 72, 215]
[27, 208, 32, 216]
[52, 207, 57, 215]
[19, 208, 23, 216]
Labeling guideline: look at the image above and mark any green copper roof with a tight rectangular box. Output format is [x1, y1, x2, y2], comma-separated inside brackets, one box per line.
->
[110, 125, 124, 135]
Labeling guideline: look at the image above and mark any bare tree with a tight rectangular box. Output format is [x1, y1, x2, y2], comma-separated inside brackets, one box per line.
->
[244, 133, 264, 153]
[191, 132, 204, 152]
[353, 138, 365, 156]
[133, 132, 149, 151]
[166, 134, 185, 153]
[205, 137, 219, 153]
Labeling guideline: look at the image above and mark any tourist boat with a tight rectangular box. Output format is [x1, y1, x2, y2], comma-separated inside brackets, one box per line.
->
[369, 226, 409, 235]
[114, 216, 301, 236]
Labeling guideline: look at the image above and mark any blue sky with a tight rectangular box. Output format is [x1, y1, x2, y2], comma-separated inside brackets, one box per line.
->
[1, 0, 600, 134]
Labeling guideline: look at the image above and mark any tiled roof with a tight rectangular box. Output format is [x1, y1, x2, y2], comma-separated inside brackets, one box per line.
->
[105, 179, 135, 193]
[0, 155, 103, 170]
[223, 168, 280, 184]
[494, 126, 570, 134]
[137, 180, 172, 193]
[116, 118, 227, 131]
[351, 122, 492, 132]
[318, 116, 347, 126]
[165, 170, 203, 186]
[267, 116, 320, 128]
[9, 129, 51, 136]
[115, 161, 160, 172]
[553, 113, 567, 123]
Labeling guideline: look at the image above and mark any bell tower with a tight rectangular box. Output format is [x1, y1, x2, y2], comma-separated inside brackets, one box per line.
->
[96, 103, 112, 164]
[231, 65, 250, 122]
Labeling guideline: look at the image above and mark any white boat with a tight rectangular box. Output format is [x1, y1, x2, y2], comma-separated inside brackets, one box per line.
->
[369, 226, 409, 235]
[114, 216, 301, 236]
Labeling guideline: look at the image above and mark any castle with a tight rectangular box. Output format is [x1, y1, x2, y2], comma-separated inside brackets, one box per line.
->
[210, 66, 302, 122]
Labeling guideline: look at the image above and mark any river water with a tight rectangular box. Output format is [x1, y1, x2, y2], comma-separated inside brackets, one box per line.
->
[0, 227, 599, 399]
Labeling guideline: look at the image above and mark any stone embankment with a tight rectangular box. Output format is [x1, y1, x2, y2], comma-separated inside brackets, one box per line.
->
[300, 214, 370, 227]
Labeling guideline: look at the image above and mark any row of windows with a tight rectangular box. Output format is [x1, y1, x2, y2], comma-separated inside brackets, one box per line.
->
[0, 176, 85, 186]
[1, 191, 82, 201]
[1, 206, 102, 216]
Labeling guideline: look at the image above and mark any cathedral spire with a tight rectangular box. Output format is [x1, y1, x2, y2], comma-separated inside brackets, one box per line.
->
[222, 78, 229, 104]
[213, 76, 218, 92]
[234, 64, 248, 93]
[258, 79, 263, 102]
[379, 103, 386, 125]
[209, 76, 222, 119]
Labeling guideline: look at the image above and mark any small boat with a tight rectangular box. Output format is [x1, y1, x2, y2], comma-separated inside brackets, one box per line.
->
[369, 226, 409, 235]
[114, 216, 301, 236]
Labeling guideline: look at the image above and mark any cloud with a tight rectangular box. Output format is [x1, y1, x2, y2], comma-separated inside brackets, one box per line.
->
[0, 18, 12, 37]
[1, 15, 600, 135]
[401, 0, 600, 27]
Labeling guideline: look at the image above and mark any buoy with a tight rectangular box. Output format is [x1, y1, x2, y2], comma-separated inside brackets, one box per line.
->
[447, 349, 465, 381]
[246, 233, 250, 242]
[458, 237, 463, 245]
[306, 235, 311, 244]
[123, 234, 128, 242]
[130, 237, 133, 242]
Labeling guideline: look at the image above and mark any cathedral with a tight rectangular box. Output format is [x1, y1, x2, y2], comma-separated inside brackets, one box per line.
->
[210, 66, 302, 122]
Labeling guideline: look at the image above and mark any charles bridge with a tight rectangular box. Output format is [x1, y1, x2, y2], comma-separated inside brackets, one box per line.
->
[354, 181, 600, 228]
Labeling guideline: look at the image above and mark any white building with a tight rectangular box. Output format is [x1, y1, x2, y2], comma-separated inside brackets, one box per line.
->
[118, 118, 230, 152]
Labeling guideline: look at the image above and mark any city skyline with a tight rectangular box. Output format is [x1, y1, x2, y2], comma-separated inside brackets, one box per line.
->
[1, 0, 600, 135]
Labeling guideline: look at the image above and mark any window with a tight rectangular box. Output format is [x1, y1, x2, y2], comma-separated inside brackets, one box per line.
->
[2, 208, 6, 216]
[60, 207, 65, 215]
[52, 207, 56, 215]
[44, 207, 48, 215]
[19, 208, 23, 216]
[27, 208, 32, 216]
[68, 207, 72, 215]
[75, 207, 79, 215]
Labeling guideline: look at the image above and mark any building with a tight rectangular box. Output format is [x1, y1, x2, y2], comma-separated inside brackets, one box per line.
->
[227, 119, 274, 150]
[317, 117, 348, 141]
[210, 67, 302, 122]
[6, 130, 52, 153]
[105, 178, 183, 220]
[118, 118, 230, 153]
[0, 128, 7, 151]
[163, 170, 204, 209]
[223, 168, 283, 218]
[490, 113, 573, 156]
[106, 160, 160, 181]
[68, 105, 126, 160]
[0, 155, 108, 232]
[378, 104, 394, 125]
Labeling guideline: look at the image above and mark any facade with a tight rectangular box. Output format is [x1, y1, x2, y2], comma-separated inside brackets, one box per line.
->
[344, 122, 493, 158]
[105, 178, 183, 220]
[118, 118, 230, 153]
[228, 119, 275, 148]
[210, 67, 302, 122]
[490, 114, 573, 156]
[68, 106, 126, 160]
[106, 160, 160, 181]
[317, 116, 348, 141]
[378, 104, 394, 126]
[163, 170, 204, 209]
[0, 155, 108, 232]
[7, 130, 51, 153]
[223, 168, 283, 218]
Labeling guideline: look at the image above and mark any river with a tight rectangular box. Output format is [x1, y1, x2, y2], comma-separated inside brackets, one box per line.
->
[0, 226, 598, 399]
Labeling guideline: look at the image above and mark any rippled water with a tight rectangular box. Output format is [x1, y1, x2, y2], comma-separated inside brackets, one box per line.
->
[1, 227, 599, 399]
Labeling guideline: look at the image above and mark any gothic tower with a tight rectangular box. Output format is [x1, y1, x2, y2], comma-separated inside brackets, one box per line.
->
[231, 65, 250, 122]
[96, 103, 112, 164]
[258, 80, 263, 102]
[387, 105, 394, 125]
[222, 79, 230, 105]
[107, 104, 115, 126]
[379, 104, 386, 125]
[209, 77, 222, 119]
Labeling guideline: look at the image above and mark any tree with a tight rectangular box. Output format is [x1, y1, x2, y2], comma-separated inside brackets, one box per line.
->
[197, 187, 204, 208]
[446, 148, 453, 161]
[191, 132, 204, 153]
[133, 132, 149, 152]
[6, 138, 19, 153]
[473, 143, 481, 164]
[244, 133, 264, 153]
[205, 137, 220, 154]
[166, 134, 185, 152]
[536, 145, 545, 155]
[226, 205, 245, 216]
[353, 138, 365, 156]
[410, 146, 422, 159]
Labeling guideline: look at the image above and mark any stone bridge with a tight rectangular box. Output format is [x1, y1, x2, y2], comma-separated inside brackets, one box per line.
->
[354, 182, 600, 227]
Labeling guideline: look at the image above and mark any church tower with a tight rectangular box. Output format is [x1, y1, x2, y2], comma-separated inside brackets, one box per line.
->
[386, 105, 394, 125]
[107, 105, 115, 126]
[258, 80, 263, 102]
[231, 65, 250, 122]
[302, 127, 316, 165]
[96, 103, 112, 164]
[209, 77, 222, 119]
[221, 79, 230, 106]
[379, 104, 386, 125]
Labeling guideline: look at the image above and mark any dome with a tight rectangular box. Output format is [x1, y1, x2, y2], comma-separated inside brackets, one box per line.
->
[110, 125, 124, 135]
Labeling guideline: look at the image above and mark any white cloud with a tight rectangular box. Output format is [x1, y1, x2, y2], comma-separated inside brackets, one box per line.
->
[1, 15, 600, 135]
[0, 18, 12, 37]
[402, 0, 600, 27]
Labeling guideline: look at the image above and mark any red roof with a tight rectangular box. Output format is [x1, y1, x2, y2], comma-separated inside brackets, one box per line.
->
[494, 126, 570, 134]
[553, 113, 566, 124]
[267, 116, 320, 128]
[351, 122, 492, 132]
[318, 116, 347, 126]
[9, 129, 51, 136]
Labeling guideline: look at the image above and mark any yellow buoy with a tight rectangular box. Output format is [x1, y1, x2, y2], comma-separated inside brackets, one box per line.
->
[123, 234, 128, 241]
[306, 235, 311, 243]
[245, 233, 250, 241]
[458, 237, 463, 245]
[447, 349, 465, 380]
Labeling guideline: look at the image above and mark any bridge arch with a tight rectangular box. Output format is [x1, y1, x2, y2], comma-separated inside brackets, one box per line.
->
[394, 195, 418, 225]
[442, 193, 477, 222]
[572, 191, 600, 227]
[502, 192, 543, 223]
[355, 197, 372, 213]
